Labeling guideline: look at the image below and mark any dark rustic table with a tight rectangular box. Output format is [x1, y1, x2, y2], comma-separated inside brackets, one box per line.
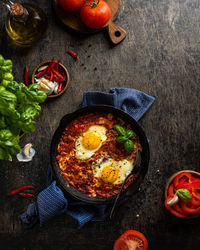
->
[1, 0, 200, 249]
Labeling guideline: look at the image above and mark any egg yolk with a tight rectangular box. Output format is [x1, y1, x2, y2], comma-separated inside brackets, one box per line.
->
[82, 131, 101, 150]
[101, 166, 119, 183]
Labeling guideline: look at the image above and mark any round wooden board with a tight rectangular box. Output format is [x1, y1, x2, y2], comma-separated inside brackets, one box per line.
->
[53, 0, 126, 44]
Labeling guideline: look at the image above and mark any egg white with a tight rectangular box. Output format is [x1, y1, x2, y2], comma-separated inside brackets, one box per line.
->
[75, 125, 107, 160]
[92, 158, 133, 185]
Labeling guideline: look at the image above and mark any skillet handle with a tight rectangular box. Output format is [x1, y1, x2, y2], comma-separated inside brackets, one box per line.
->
[107, 22, 126, 45]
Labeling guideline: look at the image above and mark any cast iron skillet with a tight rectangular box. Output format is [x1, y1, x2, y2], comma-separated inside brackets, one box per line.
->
[50, 105, 150, 204]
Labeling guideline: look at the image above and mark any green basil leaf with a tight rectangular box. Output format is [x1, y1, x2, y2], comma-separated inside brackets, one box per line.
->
[126, 130, 135, 139]
[0, 115, 6, 129]
[117, 135, 128, 143]
[113, 125, 127, 135]
[124, 139, 134, 153]
[0, 147, 12, 161]
[28, 84, 41, 91]
[177, 188, 191, 202]
[0, 129, 20, 159]
[0, 55, 4, 66]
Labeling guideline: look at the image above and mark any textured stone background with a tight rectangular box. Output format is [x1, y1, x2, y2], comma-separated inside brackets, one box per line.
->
[0, 0, 200, 249]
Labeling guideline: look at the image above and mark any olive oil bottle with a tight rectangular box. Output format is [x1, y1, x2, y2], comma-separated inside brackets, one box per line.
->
[2, 0, 48, 47]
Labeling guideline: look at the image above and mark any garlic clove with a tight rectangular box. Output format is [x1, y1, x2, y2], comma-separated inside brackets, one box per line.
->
[54, 82, 59, 94]
[17, 143, 35, 162]
[167, 193, 179, 206]
[23, 143, 32, 157]
[37, 65, 48, 72]
[38, 78, 56, 95]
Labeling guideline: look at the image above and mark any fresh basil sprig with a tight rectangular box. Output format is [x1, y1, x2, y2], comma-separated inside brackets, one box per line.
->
[113, 124, 135, 153]
[177, 188, 191, 202]
[124, 140, 134, 153]
[113, 125, 127, 136]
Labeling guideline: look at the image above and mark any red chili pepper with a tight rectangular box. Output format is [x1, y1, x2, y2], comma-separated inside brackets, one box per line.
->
[55, 59, 60, 71]
[24, 67, 29, 86]
[191, 195, 200, 207]
[167, 183, 176, 196]
[37, 57, 55, 78]
[176, 181, 200, 191]
[181, 200, 200, 214]
[9, 185, 35, 196]
[173, 172, 192, 188]
[164, 196, 188, 218]
[50, 71, 53, 81]
[36, 69, 47, 78]
[192, 189, 200, 199]
[58, 83, 63, 93]
[19, 193, 35, 198]
[67, 49, 78, 59]
[52, 68, 64, 81]
[53, 77, 65, 82]
[46, 61, 57, 76]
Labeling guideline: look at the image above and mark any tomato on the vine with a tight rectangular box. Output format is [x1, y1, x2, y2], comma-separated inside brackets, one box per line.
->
[58, 0, 85, 12]
[80, 0, 111, 29]
[113, 230, 148, 250]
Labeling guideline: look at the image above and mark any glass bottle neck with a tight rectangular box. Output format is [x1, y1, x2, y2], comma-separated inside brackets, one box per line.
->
[2, 0, 15, 10]
[2, 0, 28, 20]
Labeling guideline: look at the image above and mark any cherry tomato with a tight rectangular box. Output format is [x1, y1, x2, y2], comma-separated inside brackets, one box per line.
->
[58, 0, 85, 12]
[80, 0, 111, 29]
[113, 230, 148, 250]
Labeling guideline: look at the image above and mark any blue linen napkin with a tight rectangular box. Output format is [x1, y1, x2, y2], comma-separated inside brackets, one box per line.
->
[21, 88, 155, 228]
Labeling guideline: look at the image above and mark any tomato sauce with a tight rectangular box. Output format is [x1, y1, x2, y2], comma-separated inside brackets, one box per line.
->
[57, 112, 142, 197]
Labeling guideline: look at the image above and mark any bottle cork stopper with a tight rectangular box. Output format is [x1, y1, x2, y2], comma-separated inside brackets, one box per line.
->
[10, 3, 25, 17]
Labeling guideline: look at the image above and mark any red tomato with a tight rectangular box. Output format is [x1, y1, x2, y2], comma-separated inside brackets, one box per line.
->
[80, 0, 111, 29]
[58, 0, 85, 12]
[113, 230, 148, 250]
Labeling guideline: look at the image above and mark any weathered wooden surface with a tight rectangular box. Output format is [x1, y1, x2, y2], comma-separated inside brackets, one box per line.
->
[0, 0, 200, 249]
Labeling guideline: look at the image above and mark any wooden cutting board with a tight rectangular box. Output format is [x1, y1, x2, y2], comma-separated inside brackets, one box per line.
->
[53, 0, 126, 44]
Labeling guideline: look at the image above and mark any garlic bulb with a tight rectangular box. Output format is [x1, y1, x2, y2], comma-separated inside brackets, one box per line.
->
[17, 143, 35, 162]
[38, 77, 56, 95]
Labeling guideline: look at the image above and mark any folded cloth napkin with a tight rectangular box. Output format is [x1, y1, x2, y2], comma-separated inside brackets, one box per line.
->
[21, 88, 155, 229]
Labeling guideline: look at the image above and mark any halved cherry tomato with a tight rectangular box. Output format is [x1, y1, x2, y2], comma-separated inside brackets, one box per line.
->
[80, 0, 111, 29]
[58, 0, 85, 12]
[113, 230, 148, 250]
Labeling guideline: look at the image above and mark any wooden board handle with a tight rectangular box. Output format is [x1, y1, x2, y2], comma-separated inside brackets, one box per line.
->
[107, 22, 126, 44]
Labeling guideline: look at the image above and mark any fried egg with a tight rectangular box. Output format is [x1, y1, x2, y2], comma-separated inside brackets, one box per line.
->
[75, 125, 107, 160]
[92, 158, 133, 185]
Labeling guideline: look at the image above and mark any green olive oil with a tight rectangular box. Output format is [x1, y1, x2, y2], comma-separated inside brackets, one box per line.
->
[5, 3, 47, 47]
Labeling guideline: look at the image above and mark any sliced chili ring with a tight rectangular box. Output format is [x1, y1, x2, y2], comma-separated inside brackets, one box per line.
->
[168, 183, 175, 196]
[173, 172, 192, 188]
[164, 196, 188, 218]
[180, 201, 200, 214]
